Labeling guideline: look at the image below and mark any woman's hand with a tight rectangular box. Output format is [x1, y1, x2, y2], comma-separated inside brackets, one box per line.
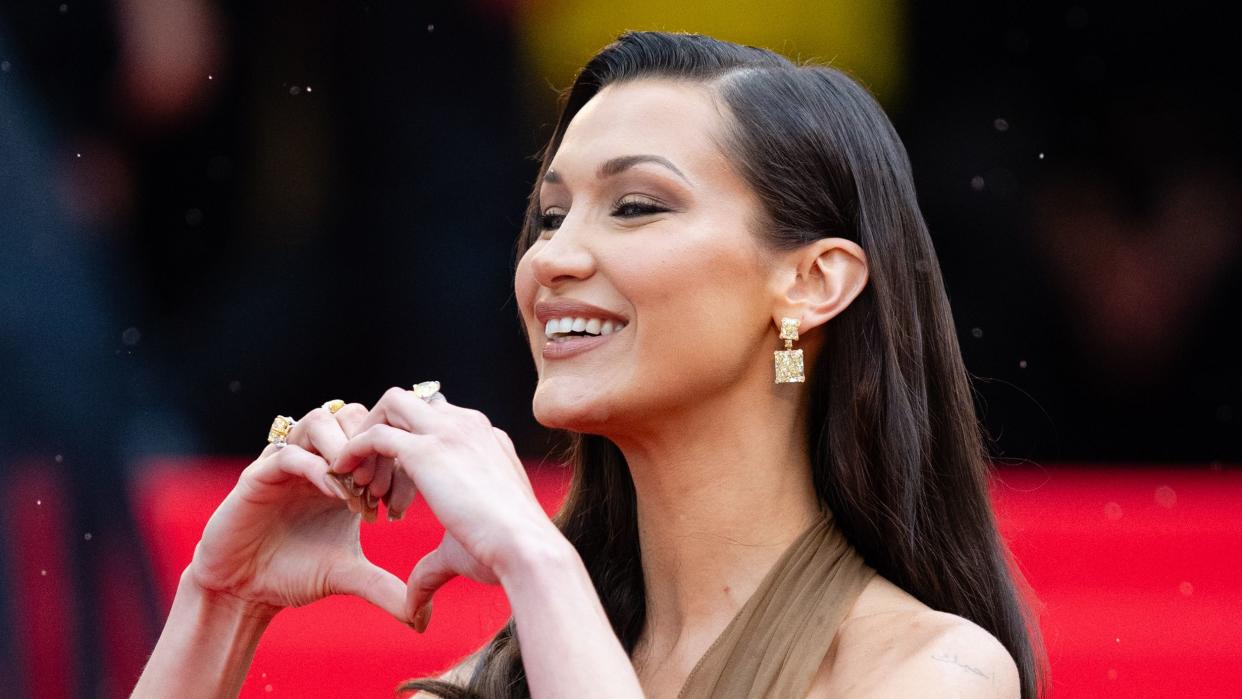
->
[186, 403, 411, 623]
[331, 387, 563, 628]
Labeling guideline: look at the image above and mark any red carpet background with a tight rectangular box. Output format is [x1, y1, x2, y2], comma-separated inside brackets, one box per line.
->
[7, 458, 1239, 697]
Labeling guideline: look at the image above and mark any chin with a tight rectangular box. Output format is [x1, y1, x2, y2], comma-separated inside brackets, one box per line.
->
[532, 379, 616, 433]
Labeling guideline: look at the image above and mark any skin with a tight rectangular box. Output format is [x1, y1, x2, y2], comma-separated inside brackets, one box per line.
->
[132, 77, 1018, 699]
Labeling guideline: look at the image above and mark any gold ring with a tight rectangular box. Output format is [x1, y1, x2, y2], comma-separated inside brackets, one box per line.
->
[410, 381, 441, 400]
[322, 399, 345, 414]
[267, 415, 296, 447]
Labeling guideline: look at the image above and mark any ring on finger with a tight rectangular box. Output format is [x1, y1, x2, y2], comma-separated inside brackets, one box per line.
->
[267, 415, 296, 448]
[410, 381, 444, 403]
[322, 399, 345, 414]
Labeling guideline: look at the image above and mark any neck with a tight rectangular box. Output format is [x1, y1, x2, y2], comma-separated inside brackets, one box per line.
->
[609, 378, 824, 671]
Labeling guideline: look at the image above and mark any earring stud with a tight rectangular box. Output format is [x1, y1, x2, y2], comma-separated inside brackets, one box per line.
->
[774, 317, 805, 383]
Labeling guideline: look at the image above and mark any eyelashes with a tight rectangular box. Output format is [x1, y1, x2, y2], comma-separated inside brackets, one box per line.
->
[534, 197, 671, 233]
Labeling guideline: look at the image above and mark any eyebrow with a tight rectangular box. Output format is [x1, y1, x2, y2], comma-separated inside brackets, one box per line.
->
[543, 154, 691, 186]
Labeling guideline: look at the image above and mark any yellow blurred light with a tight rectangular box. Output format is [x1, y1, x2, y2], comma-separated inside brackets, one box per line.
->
[517, 0, 907, 110]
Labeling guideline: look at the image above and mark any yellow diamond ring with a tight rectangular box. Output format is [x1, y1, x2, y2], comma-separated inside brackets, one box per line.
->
[410, 381, 442, 401]
[267, 415, 296, 447]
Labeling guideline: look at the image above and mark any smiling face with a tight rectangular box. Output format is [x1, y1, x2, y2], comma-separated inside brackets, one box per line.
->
[514, 78, 780, 436]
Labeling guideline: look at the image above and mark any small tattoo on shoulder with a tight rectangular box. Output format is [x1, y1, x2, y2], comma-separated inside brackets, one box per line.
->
[931, 651, 993, 680]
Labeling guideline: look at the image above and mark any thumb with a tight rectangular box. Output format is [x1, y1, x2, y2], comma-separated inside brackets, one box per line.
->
[406, 546, 458, 624]
[329, 559, 410, 624]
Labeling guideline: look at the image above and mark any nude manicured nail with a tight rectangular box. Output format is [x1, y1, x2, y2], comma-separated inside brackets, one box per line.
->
[323, 474, 351, 500]
[412, 604, 431, 633]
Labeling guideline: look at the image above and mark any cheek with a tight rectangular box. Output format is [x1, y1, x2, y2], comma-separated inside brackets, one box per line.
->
[514, 251, 539, 329]
[621, 242, 766, 378]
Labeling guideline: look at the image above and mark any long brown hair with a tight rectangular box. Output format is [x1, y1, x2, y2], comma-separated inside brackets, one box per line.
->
[403, 30, 1048, 698]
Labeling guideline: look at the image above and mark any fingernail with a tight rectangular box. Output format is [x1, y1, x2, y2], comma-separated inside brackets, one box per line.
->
[387, 507, 404, 522]
[323, 474, 351, 500]
[412, 604, 431, 633]
[340, 473, 364, 496]
[364, 489, 378, 510]
[362, 506, 378, 523]
[345, 495, 363, 514]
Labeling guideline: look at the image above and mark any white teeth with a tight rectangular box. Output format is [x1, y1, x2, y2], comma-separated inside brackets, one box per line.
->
[544, 315, 627, 339]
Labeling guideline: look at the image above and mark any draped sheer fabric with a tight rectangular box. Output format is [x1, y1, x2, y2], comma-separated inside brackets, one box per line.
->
[676, 512, 877, 698]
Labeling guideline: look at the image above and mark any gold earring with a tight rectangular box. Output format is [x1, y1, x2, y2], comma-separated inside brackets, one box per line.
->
[774, 317, 805, 383]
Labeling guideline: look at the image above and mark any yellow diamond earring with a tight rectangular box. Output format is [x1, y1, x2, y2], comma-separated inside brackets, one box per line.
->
[773, 317, 805, 384]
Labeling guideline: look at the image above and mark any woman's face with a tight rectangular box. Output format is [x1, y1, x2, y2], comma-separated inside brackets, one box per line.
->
[514, 78, 779, 435]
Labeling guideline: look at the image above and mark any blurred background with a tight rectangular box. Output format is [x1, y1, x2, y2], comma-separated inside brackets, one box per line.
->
[1, 0, 1238, 696]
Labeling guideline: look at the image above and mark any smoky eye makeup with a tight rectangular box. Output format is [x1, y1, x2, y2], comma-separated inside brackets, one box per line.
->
[533, 194, 676, 234]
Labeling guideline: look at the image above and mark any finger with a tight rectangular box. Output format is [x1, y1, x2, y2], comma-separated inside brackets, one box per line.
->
[352, 456, 376, 487]
[368, 455, 394, 502]
[333, 403, 369, 437]
[385, 469, 417, 521]
[248, 445, 348, 501]
[368, 392, 438, 504]
[330, 404, 372, 509]
[406, 547, 457, 627]
[491, 427, 534, 496]
[288, 408, 350, 464]
[333, 423, 429, 475]
[357, 386, 446, 436]
[329, 559, 411, 625]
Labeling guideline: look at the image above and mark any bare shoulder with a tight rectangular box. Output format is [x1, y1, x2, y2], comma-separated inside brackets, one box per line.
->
[808, 576, 1020, 698]
[878, 611, 1020, 697]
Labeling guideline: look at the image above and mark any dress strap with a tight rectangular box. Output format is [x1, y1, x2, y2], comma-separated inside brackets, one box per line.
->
[676, 513, 877, 698]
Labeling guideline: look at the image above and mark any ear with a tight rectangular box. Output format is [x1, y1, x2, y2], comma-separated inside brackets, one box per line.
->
[771, 237, 868, 332]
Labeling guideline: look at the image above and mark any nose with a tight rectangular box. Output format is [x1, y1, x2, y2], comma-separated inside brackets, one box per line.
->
[527, 218, 596, 288]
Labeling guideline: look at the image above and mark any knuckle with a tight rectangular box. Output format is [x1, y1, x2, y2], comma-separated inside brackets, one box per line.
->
[337, 403, 368, 421]
[257, 449, 293, 469]
[462, 409, 491, 428]
[492, 427, 514, 446]
[383, 386, 407, 402]
[299, 409, 328, 427]
[240, 462, 259, 480]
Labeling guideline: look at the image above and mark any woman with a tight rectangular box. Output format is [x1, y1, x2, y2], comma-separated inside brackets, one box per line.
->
[133, 31, 1046, 698]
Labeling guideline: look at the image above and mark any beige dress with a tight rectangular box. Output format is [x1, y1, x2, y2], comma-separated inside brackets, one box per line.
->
[676, 511, 878, 698]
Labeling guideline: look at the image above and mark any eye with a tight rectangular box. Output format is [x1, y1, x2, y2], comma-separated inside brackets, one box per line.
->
[612, 196, 670, 218]
[533, 196, 671, 237]
[535, 207, 566, 234]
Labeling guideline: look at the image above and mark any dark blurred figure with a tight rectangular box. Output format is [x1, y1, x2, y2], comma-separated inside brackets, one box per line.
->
[0, 19, 188, 699]
[2, 0, 532, 696]
[899, 0, 1241, 463]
